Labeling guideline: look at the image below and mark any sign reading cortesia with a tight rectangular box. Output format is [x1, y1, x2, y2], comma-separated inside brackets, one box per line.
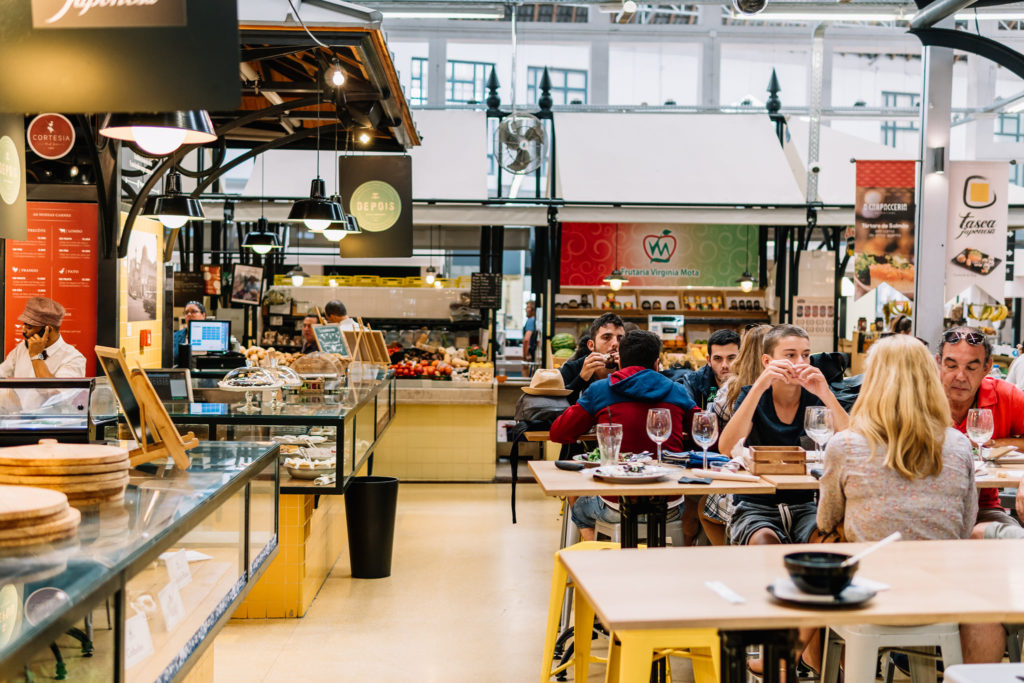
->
[31, 0, 187, 29]
[26, 113, 75, 160]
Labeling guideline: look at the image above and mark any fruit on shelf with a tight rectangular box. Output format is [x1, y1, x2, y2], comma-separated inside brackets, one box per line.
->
[551, 333, 576, 352]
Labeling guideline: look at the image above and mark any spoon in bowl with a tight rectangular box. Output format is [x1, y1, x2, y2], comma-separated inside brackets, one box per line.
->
[840, 532, 902, 568]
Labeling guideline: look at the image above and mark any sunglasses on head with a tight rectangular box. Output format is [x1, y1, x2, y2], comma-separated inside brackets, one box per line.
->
[942, 330, 985, 346]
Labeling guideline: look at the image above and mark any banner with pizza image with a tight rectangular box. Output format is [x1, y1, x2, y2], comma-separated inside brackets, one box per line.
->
[854, 160, 917, 301]
[945, 161, 1008, 303]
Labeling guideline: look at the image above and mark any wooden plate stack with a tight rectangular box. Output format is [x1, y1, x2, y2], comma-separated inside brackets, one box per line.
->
[0, 485, 80, 547]
[0, 441, 130, 506]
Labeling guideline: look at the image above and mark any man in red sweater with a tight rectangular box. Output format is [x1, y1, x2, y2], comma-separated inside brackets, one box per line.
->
[551, 330, 697, 540]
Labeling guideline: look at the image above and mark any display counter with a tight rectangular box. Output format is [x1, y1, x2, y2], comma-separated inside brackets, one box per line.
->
[372, 380, 497, 482]
[163, 378, 396, 495]
[0, 378, 117, 446]
[0, 440, 279, 682]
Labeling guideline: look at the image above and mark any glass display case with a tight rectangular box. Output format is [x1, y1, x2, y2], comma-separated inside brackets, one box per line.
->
[161, 377, 395, 495]
[0, 378, 116, 446]
[0, 441, 279, 682]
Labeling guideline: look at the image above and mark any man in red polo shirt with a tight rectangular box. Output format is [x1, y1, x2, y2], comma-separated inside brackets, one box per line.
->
[939, 327, 1024, 663]
[938, 327, 1024, 535]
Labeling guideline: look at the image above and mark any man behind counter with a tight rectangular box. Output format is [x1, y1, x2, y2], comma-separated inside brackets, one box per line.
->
[324, 300, 358, 331]
[0, 297, 85, 379]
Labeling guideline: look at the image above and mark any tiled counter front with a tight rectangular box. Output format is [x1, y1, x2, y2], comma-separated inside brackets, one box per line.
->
[372, 382, 497, 481]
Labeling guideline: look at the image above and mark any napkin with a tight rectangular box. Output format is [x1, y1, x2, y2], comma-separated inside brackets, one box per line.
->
[662, 451, 730, 469]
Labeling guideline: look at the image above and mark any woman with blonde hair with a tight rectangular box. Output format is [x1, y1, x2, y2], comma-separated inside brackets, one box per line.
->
[818, 334, 976, 541]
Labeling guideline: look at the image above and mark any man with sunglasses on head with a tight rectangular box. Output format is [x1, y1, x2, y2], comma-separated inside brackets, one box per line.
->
[938, 326, 1024, 664]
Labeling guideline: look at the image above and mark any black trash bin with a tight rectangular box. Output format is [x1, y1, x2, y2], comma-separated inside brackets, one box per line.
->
[344, 476, 399, 578]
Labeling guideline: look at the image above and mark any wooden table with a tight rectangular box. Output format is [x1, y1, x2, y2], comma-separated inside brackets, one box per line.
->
[562, 539, 1024, 683]
[528, 460, 775, 547]
[762, 465, 1024, 491]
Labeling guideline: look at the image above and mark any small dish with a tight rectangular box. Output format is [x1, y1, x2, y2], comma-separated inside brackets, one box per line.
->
[592, 464, 670, 484]
[286, 464, 336, 480]
[767, 577, 876, 608]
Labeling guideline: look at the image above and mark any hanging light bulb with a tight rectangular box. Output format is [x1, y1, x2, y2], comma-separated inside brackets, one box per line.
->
[358, 131, 371, 145]
[132, 126, 188, 156]
[327, 59, 346, 87]
[323, 225, 347, 241]
[142, 170, 204, 229]
[287, 264, 310, 287]
[737, 271, 755, 292]
[305, 218, 331, 232]
[603, 268, 628, 291]
[242, 218, 281, 255]
[100, 111, 217, 156]
[329, 278, 338, 287]
[424, 265, 437, 285]
[433, 278, 443, 289]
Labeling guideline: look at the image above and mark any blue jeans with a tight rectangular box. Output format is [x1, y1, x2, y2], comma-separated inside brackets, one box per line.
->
[571, 496, 682, 530]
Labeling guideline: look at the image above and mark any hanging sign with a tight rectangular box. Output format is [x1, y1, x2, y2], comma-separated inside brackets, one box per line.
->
[945, 161, 1008, 302]
[0, 115, 26, 241]
[25, 114, 75, 160]
[31, 0, 186, 29]
[339, 155, 413, 259]
[560, 223, 756, 287]
[853, 160, 916, 301]
[793, 296, 835, 354]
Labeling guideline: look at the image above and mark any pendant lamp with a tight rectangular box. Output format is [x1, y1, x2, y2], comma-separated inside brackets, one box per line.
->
[100, 110, 217, 156]
[603, 226, 628, 291]
[736, 228, 755, 292]
[242, 217, 281, 255]
[287, 223, 310, 287]
[424, 265, 437, 285]
[289, 88, 344, 232]
[142, 171, 204, 228]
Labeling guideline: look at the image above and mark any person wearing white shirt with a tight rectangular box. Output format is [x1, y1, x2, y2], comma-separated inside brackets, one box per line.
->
[325, 299, 359, 331]
[0, 297, 86, 380]
[1006, 351, 1024, 391]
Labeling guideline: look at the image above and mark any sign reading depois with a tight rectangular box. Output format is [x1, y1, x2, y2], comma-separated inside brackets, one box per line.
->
[26, 114, 75, 160]
[31, 0, 186, 29]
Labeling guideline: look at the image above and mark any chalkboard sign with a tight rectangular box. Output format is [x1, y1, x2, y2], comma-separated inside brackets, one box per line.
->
[313, 325, 349, 356]
[470, 273, 503, 309]
[173, 272, 205, 306]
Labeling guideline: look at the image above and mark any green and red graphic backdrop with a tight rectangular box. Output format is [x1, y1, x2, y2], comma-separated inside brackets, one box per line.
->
[561, 223, 757, 287]
[4, 202, 98, 375]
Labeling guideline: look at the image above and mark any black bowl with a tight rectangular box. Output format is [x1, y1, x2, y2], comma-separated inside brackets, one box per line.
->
[784, 551, 858, 596]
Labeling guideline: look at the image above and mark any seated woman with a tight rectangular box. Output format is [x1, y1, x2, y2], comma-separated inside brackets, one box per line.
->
[818, 334, 982, 665]
[818, 334, 977, 541]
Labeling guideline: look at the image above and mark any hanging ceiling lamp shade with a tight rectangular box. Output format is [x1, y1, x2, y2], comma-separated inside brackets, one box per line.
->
[737, 271, 755, 292]
[321, 194, 352, 241]
[286, 264, 310, 287]
[603, 268, 629, 291]
[242, 217, 281, 255]
[424, 265, 437, 285]
[288, 178, 345, 232]
[141, 171, 204, 229]
[100, 110, 217, 156]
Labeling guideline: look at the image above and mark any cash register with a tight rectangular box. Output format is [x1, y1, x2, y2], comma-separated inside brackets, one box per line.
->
[187, 320, 246, 370]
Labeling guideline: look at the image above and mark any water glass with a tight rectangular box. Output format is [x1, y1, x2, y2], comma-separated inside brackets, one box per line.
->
[646, 408, 671, 463]
[596, 423, 623, 468]
[966, 408, 995, 461]
[691, 411, 718, 470]
[803, 406, 835, 460]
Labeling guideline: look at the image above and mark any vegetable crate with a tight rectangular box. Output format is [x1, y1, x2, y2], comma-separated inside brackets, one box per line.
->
[748, 446, 806, 475]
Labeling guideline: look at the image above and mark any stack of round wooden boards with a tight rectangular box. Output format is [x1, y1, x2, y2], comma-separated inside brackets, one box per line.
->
[0, 486, 80, 547]
[0, 440, 130, 507]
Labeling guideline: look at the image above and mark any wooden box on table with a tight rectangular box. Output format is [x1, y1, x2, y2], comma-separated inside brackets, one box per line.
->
[748, 446, 806, 475]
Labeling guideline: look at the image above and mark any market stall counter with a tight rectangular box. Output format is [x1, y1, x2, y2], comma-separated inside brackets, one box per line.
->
[0, 440, 279, 682]
[371, 379, 497, 482]
[157, 377, 396, 619]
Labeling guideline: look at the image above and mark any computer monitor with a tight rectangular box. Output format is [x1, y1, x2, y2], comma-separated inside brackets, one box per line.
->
[145, 369, 194, 402]
[189, 320, 231, 354]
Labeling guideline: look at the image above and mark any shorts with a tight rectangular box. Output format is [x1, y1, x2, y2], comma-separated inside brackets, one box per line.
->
[977, 507, 1020, 527]
[703, 494, 732, 524]
[727, 500, 818, 545]
[571, 496, 682, 530]
[984, 522, 1024, 540]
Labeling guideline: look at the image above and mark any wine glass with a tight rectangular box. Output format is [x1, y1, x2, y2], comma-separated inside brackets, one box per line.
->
[691, 411, 718, 470]
[596, 423, 623, 468]
[803, 406, 835, 461]
[966, 408, 995, 462]
[646, 408, 672, 463]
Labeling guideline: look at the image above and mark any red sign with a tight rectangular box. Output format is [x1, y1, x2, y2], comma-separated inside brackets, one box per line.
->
[5, 202, 98, 375]
[26, 114, 75, 160]
[201, 265, 221, 295]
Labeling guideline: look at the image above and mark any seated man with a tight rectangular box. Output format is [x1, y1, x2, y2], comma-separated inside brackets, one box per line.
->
[677, 328, 740, 409]
[558, 313, 625, 406]
[937, 327, 1024, 664]
[718, 324, 850, 547]
[550, 330, 696, 541]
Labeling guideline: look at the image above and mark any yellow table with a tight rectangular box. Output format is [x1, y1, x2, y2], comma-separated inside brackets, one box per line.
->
[562, 539, 1024, 683]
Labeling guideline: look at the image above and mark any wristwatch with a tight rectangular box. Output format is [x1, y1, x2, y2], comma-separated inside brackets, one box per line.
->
[32, 351, 47, 361]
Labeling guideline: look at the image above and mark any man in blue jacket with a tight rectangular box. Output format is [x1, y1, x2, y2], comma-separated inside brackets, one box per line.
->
[677, 329, 740, 409]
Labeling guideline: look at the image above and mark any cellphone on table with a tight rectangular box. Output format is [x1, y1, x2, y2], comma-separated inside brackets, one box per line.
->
[678, 476, 712, 485]
[555, 461, 586, 472]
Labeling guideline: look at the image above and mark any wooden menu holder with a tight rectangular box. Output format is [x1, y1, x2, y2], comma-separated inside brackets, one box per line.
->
[95, 346, 197, 470]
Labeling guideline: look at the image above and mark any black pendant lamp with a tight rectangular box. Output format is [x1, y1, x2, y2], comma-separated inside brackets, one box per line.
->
[603, 226, 628, 291]
[242, 217, 281, 255]
[100, 110, 217, 156]
[736, 228, 755, 292]
[289, 178, 345, 232]
[142, 171, 204, 229]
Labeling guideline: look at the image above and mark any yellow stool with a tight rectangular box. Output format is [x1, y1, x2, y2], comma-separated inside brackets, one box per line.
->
[541, 541, 619, 682]
[605, 628, 720, 683]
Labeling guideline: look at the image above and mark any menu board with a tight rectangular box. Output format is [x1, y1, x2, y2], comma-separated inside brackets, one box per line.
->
[173, 272, 205, 307]
[469, 272, 502, 309]
[4, 202, 98, 375]
[793, 296, 835, 354]
[313, 325, 349, 356]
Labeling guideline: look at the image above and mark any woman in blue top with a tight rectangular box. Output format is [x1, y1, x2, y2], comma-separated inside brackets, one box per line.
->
[173, 301, 205, 367]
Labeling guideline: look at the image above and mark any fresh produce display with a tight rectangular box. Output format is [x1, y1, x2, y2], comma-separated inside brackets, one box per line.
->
[468, 361, 494, 383]
[391, 359, 453, 379]
[551, 333, 575, 352]
[553, 348, 574, 359]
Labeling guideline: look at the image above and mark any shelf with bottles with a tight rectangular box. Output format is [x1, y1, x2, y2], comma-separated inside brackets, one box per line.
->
[554, 285, 768, 317]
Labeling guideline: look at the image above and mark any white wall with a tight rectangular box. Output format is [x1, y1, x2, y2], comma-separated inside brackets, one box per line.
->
[721, 43, 810, 106]
[608, 42, 701, 105]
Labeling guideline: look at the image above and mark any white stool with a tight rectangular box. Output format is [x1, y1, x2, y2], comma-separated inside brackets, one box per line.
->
[820, 623, 963, 683]
[594, 517, 685, 546]
[946, 663, 1024, 683]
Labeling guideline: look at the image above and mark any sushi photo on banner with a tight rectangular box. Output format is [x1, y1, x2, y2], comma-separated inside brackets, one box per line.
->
[853, 160, 917, 301]
[945, 161, 1008, 302]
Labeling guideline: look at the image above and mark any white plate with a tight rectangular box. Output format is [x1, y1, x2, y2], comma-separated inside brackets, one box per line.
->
[286, 465, 336, 480]
[592, 464, 671, 484]
[767, 577, 876, 607]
